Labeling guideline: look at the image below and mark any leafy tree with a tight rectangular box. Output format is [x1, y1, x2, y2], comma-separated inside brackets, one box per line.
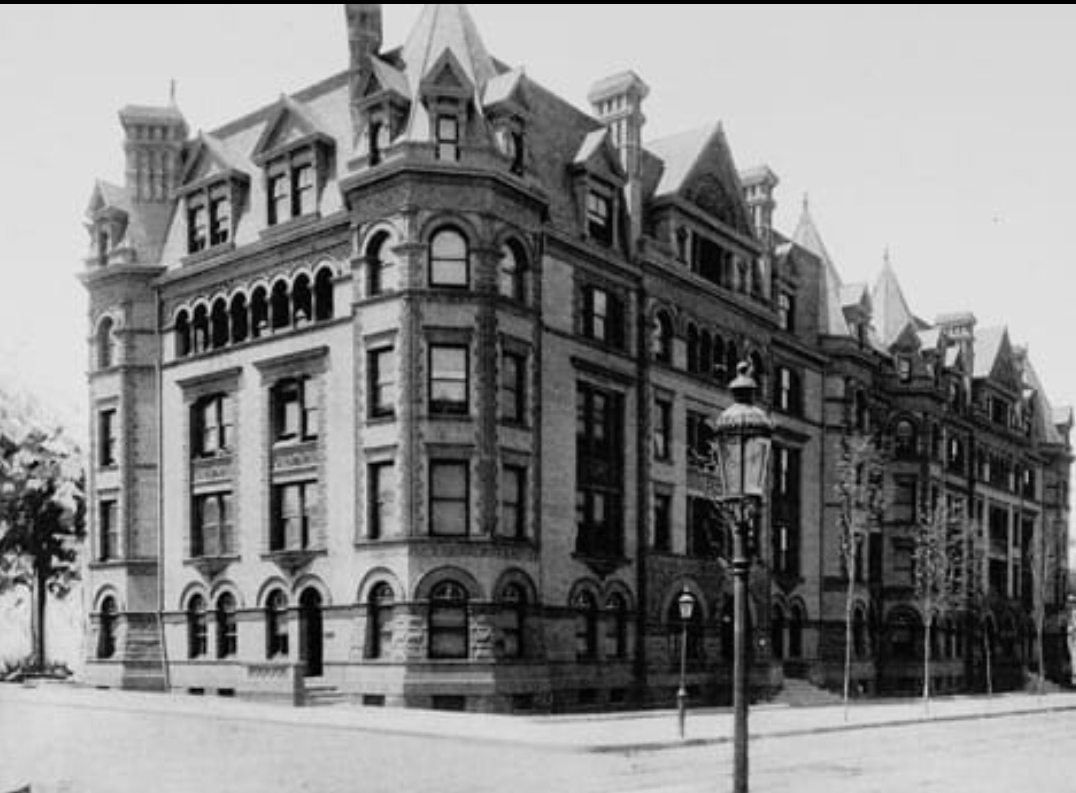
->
[835, 433, 886, 718]
[0, 431, 86, 671]
[913, 500, 962, 710]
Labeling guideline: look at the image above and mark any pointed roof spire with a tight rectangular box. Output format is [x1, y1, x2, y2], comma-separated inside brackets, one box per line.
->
[793, 194, 833, 265]
[402, 4, 497, 94]
[872, 250, 917, 348]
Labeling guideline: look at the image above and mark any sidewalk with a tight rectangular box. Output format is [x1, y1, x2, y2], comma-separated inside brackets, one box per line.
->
[4, 682, 1076, 755]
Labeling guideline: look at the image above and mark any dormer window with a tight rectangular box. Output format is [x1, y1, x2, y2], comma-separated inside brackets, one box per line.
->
[96, 228, 111, 268]
[188, 202, 209, 254]
[267, 152, 317, 227]
[778, 292, 795, 332]
[495, 126, 525, 175]
[369, 120, 386, 167]
[436, 115, 461, 162]
[209, 190, 232, 247]
[587, 192, 614, 247]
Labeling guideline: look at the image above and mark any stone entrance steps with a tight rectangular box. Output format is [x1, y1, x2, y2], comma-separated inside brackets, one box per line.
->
[303, 682, 348, 707]
[775, 677, 845, 708]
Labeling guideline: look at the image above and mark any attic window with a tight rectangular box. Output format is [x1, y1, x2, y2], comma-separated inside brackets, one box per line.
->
[268, 152, 317, 227]
[586, 192, 614, 247]
[209, 190, 232, 247]
[496, 126, 525, 175]
[436, 115, 461, 162]
[778, 292, 795, 333]
[96, 228, 111, 268]
[188, 201, 209, 254]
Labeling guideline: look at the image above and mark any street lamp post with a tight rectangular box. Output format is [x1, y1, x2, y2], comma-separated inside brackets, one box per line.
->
[712, 363, 775, 793]
[677, 587, 695, 740]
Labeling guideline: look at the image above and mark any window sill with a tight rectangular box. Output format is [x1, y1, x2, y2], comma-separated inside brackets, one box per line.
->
[263, 549, 327, 577]
[89, 559, 157, 572]
[185, 556, 241, 580]
[182, 243, 237, 269]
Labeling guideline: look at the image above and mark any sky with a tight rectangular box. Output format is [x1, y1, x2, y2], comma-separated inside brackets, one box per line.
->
[0, 5, 1074, 455]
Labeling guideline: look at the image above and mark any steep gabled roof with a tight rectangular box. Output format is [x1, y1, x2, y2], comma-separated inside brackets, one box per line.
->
[367, 56, 411, 101]
[872, 259, 917, 349]
[645, 123, 755, 238]
[792, 199, 834, 265]
[182, 133, 252, 187]
[252, 95, 333, 162]
[789, 202, 850, 337]
[87, 180, 132, 218]
[402, 4, 497, 97]
[974, 326, 1010, 380]
[1022, 355, 1066, 445]
[483, 68, 526, 110]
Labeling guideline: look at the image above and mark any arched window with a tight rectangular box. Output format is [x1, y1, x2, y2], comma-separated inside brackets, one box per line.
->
[853, 606, 869, 659]
[653, 312, 674, 364]
[771, 604, 786, 661]
[292, 274, 313, 327]
[314, 268, 335, 322]
[229, 295, 249, 345]
[97, 597, 118, 660]
[366, 232, 397, 298]
[266, 590, 289, 659]
[686, 324, 700, 374]
[895, 420, 917, 459]
[216, 593, 238, 660]
[574, 591, 599, 661]
[430, 228, 470, 289]
[605, 593, 630, 661]
[749, 351, 766, 397]
[699, 331, 713, 378]
[251, 287, 270, 340]
[498, 241, 527, 303]
[789, 602, 806, 659]
[712, 335, 726, 380]
[367, 583, 395, 661]
[187, 595, 208, 660]
[97, 317, 118, 370]
[175, 311, 192, 359]
[669, 592, 703, 660]
[501, 584, 527, 660]
[725, 341, 740, 387]
[429, 581, 470, 660]
[271, 281, 291, 331]
[211, 298, 230, 350]
[854, 390, 869, 433]
[192, 305, 210, 354]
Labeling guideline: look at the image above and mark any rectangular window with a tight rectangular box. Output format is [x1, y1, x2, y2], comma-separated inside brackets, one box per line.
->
[368, 463, 396, 541]
[771, 446, 802, 576]
[268, 172, 291, 226]
[293, 162, 316, 217]
[777, 368, 802, 416]
[192, 395, 234, 458]
[654, 400, 672, 461]
[654, 492, 672, 553]
[499, 352, 526, 425]
[778, 292, 795, 332]
[500, 466, 527, 540]
[586, 192, 614, 246]
[687, 496, 722, 558]
[687, 411, 715, 463]
[576, 383, 625, 559]
[584, 287, 623, 348]
[436, 115, 460, 162]
[209, 193, 232, 247]
[188, 203, 209, 254]
[273, 379, 317, 443]
[430, 462, 470, 537]
[368, 347, 397, 420]
[271, 482, 317, 552]
[99, 500, 119, 562]
[429, 345, 470, 416]
[99, 409, 118, 468]
[192, 492, 235, 559]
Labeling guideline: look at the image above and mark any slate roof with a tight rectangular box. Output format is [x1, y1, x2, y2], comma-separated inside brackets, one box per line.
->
[872, 261, 917, 348]
[973, 326, 1009, 380]
[646, 124, 721, 198]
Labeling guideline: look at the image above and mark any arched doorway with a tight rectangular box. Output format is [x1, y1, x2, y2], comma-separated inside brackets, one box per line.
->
[299, 589, 324, 678]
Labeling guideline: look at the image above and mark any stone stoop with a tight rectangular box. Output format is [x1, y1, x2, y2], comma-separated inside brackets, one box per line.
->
[302, 683, 348, 708]
[774, 677, 845, 708]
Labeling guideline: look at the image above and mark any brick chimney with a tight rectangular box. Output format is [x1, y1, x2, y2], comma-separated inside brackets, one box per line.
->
[347, 4, 383, 126]
[119, 105, 188, 203]
[741, 166, 780, 250]
[589, 72, 650, 250]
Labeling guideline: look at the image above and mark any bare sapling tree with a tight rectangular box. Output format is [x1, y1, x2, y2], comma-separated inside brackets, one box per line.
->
[913, 500, 963, 713]
[835, 434, 886, 720]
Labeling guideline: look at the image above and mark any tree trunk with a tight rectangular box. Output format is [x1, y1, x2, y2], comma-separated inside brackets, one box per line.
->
[984, 629, 994, 699]
[33, 570, 47, 670]
[1037, 620, 1046, 696]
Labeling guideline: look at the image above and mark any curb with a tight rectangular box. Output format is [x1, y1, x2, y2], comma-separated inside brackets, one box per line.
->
[584, 702, 1076, 755]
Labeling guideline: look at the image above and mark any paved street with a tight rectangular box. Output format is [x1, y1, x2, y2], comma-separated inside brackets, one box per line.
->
[2, 686, 1076, 792]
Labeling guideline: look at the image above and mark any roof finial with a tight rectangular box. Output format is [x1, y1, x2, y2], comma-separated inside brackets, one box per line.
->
[169, 79, 178, 107]
[884, 246, 892, 269]
[802, 193, 811, 215]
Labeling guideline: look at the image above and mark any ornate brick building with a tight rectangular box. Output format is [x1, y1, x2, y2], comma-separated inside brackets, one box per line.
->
[81, 4, 1071, 710]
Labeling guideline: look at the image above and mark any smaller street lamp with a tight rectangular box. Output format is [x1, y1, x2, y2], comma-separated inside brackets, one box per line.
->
[677, 586, 696, 739]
